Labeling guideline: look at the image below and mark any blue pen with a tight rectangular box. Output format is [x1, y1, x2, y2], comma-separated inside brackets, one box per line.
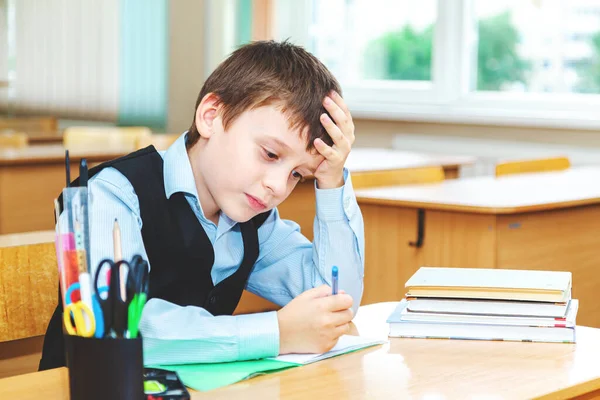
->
[332, 266, 338, 295]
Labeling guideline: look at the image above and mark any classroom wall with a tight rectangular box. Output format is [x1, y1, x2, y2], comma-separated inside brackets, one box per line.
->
[167, 0, 205, 134]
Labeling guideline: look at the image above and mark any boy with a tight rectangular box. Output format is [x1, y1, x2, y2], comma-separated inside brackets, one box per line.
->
[40, 40, 364, 369]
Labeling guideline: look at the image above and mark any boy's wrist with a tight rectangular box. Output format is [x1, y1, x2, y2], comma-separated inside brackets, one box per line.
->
[315, 172, 344, 189]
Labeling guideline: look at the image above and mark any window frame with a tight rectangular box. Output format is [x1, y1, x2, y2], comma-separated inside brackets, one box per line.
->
[274, 0, 600, 130]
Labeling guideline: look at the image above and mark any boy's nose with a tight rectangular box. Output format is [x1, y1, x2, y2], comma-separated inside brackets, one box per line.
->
[263, 170, 288, 199]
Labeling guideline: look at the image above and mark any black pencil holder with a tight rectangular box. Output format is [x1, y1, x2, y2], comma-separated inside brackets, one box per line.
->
[65, 334, 145, 400]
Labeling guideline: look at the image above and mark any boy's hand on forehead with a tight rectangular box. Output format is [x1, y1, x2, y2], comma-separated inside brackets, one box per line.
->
[313, 91, 355, 189]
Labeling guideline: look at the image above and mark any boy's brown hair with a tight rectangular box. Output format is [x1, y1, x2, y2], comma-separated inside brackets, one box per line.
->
[187, 40, 341, 151]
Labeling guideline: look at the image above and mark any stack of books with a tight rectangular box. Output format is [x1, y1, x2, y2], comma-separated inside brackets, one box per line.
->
[387, 267, 577, 343]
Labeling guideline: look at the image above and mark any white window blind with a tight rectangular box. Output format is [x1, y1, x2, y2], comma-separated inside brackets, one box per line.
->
[8, 0, 119, 121]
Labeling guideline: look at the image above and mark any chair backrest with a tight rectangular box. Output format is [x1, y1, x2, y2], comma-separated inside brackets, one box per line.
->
[0, 232, 57, 343]
[136, 133, 180, 151]
[63, 126, 152, 151]
[495, 156, 571, 177]
[351, 166, 446, 189]
[0, 117, 58, 132]
[0, 130, 29, 148]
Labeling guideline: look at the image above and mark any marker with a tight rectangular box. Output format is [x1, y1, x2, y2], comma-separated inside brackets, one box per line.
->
[332, 266, 338, 295]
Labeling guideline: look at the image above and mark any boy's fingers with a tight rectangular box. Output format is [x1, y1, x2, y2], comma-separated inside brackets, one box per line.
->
[304, 284, 332, 299]
[320, 114, 346, 149]
[314, 138, 337, 160]
[329, 92, 355, 142]
[331, 91, 351, 118]
[331, 308, 354, 326]
[322, 293, 353, 312]
[334, 323, 351, 338]
[323, 97, 349, 129]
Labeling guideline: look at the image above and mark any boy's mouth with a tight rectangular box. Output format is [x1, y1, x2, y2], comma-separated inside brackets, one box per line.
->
[245, 193, 267, 211]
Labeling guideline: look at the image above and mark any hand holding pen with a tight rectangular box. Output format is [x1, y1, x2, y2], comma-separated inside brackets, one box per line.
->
[276, 266, 352, 355]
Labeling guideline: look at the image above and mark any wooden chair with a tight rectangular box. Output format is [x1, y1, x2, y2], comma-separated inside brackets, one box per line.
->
[0, 232, 57, 343]
[136, 133, 180, 150]
[0, 232, 57, 378]
[63, 126, 152, 151]
[0, 131, 29, 148]
[495, 156, 571, 177]
[0, 117, 58, 132]
[351, 165, 446, 189]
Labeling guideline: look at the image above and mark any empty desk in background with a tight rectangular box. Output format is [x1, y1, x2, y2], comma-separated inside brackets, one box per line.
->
[278, 148, 476, 241]
[0, 145, 128, 234]
[2, 302, 600, 399]
[356, 166, 600, 328]
[25, 131, 64, 145]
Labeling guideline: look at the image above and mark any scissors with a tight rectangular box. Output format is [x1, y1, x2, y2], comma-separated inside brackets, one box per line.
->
[63, 282, 97, 338]
[94, 258, 131, 338]
[126, 255, 149, 338]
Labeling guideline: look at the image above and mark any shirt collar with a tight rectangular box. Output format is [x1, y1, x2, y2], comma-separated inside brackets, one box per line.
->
[162, 132, 238, 234]
[163, 132, 200, 200]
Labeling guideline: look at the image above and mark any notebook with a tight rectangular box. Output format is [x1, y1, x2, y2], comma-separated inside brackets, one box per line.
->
[387, 300, 577, 343]
[150, 335, 385, 392]
[405, 267, 571, 302]
[269, 334, 387, 364]
[405, 296, 570, 318]
[399, 299, 578, 327]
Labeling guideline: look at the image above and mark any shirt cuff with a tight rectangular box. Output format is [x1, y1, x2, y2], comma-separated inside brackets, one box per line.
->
[237, 311, 280, 360]
[315, 168, 355, 221]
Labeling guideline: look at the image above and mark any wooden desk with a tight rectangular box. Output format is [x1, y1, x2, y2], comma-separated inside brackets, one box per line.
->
[278, 149, 476, 241]
[0, 145, 128, 234]
[2, 302, 600, 399]
[356, 166, 600, 328]
[25, 131, 64, 145]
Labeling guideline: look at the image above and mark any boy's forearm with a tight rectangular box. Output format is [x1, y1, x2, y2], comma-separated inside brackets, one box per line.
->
[140, 299, 280, 365]
[313, 217, 364, 314]
[313, 171, 365, 313]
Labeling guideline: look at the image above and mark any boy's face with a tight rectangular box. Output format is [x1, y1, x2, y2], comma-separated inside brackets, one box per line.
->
[192, 104, 324, 223]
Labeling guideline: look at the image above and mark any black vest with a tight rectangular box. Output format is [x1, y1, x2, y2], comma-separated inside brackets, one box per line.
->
[39, 146, 270, 370]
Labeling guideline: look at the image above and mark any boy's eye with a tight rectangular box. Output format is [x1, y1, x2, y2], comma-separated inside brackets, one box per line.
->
[292, 170, 304, 181]
[263, 149, 278, 160]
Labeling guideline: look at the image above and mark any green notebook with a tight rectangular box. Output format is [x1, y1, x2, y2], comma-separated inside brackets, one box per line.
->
[149, 335, 385, 392]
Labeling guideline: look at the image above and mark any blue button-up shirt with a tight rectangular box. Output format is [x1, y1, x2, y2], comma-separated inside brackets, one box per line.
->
[62, 132, 364, 365]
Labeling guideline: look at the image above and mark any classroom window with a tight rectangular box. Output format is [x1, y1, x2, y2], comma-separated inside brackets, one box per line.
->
[275, 0, 600, 129]
[474, 0, 600, 94]
[306, 0, 437, 84]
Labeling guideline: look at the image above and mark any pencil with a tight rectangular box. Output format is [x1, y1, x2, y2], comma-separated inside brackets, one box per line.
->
[113, 218, 122, 261]
[113, 218, 127, 299]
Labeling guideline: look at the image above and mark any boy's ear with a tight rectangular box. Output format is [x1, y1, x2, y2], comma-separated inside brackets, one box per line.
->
[195, 93, 220, 139]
